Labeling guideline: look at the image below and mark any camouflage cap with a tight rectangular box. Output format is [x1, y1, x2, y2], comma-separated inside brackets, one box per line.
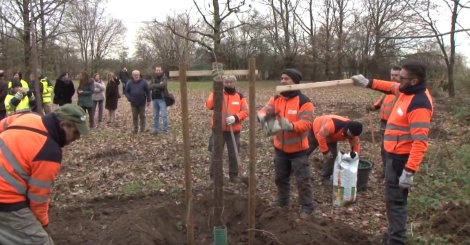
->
[54, 104, 90, 135]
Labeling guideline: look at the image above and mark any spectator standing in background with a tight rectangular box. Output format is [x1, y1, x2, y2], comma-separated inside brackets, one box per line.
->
[119, 67, 129, 90]
[124, 70, 151, 133]
[105, 73, 120, 125]
[77, 70, 95, 128]
[91, 73, 106, 125]
[0, 70, 8, 119]
[53, 72, 75, 106]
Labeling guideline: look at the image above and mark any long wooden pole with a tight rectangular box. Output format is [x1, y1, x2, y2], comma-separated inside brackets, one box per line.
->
[212, 78, 225, 229]
[248, 58, 257, 244]
[179, 63, 194, 245]
[276, 79, 353, 92]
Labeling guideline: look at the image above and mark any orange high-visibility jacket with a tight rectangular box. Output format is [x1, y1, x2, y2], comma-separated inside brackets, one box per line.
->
[257, 91, 315, 154]
[205, 90, 249, 132]
[373, 93, 397, 122]
[0, 113, 65, 227]
[370, 79, 433, 172]
[312, 115, 360, 154]
[0, 112, 36, 133]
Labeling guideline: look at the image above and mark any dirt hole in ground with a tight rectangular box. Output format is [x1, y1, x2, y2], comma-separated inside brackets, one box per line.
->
[85, 149, 131, 160]
[50, 190, 374, 245]
[101, 191, 373, 245]
[431, 201, 470, 243]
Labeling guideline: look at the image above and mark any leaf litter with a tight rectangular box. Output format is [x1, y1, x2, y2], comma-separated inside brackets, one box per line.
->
[46, 84, 467, 244]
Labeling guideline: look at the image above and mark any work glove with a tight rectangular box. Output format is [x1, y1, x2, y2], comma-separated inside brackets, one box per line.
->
[278, 117, 293, 131]
[323, 151, 333, 163]
[26, 91, 33, 97]
[14, 92, 24, 100]
[351, 74, 369, 87]
[365, 105, 375, 112]
[399, 170, 414, 189]
[257, 114, 266, 123]
[264, 119, 281, 136]
[226, 115, 236, 125]
[30, 93, 36, 101]
[349, 151, 357, 159]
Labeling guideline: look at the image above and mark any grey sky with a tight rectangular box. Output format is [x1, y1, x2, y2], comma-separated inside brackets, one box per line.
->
[109, 0, 470, 65]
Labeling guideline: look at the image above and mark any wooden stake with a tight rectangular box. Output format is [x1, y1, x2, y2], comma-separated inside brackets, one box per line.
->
[276, 79, 353, 92]
[179, 63, 194, 245]
[212, 78, 225, 228]
[248, 57, 257, 245]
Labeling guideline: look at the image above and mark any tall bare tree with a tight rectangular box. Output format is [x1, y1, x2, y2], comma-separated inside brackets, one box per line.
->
[163, 0, 250, 63]
[403, 0, 470, 97]
[64, 0, 125, 72]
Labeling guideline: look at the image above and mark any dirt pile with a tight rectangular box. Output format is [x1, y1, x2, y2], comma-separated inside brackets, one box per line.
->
[99, 190, 373, 245]
[431, 202, 470, 243]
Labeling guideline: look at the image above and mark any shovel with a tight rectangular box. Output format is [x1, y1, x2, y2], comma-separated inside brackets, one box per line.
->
[223, 98, 249, 186]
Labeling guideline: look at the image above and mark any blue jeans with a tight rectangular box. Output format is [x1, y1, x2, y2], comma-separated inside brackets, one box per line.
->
[152, 99, 168, 132]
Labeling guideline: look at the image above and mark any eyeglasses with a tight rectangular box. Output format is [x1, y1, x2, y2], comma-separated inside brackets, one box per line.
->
[400, 76, 416, 81]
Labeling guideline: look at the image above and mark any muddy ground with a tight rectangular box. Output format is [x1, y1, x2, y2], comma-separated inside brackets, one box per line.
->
[49, 189, 376, 245]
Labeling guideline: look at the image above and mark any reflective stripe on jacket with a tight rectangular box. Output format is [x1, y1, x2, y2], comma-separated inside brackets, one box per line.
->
[0, 113, 64, 226]
[258, 91, 314, 155]
[40, 78, 53, 103]
[370, 79, 433, 172]
[312, 115, 360, 154]
[373, 93, 397, 122]
[4, 94, 31, 116]
[205, 90, 249, 132]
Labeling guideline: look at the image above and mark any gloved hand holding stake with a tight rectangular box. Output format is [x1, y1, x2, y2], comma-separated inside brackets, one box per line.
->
[351, 74, 369, 87]
[278, 117, 293, 131]
[226, 115, 236, 125]
[399, 170, 413, 189]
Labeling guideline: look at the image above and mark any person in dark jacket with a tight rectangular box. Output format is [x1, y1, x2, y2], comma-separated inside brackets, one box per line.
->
[53, 72, 75, 106]
[150, 66, 169, 134]
[124, 70, 151, 133]
[105, 73, 120, 124]
[0, 70, 8, 119]
[118, 67, 129, 90]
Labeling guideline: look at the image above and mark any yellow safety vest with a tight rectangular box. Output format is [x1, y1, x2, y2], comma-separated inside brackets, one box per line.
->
[40, 78, 53, 103]
[8, 79, 29, 89]
[4, 93, 31, 115]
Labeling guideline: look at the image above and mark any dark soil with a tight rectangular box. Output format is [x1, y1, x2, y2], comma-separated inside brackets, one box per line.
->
[49, 189, 375, 245]
[431, 202, 470, 243]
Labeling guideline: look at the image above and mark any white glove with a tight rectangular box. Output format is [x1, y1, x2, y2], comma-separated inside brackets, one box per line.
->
[351, 74, 369, 87]
[257, 114, 266, 123]
[226, 116, 236, 125]
[14, 92, 24, 100]
[29, 93, 36, 101]
[278, 117, 293, 131]
[399, 170, 414, 189]
[264, 119, 282, 136]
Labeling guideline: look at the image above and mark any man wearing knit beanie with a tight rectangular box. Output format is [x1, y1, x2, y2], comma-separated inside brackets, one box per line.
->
[281, 68, 302, 84]
[257, 68, 316, 220]
[306, 115, 363, 185]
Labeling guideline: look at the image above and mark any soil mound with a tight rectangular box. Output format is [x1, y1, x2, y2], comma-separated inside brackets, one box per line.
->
[101, 191, 373, 245]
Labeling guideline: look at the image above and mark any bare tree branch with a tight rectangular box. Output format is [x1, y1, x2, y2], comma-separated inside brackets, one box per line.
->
[380, 28, 470, 39]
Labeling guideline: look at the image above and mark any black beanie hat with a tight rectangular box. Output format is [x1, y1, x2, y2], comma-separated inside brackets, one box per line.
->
[281, 68, 302, 84]
[345, 121, 363, 136]
[10, 78, 22, 88]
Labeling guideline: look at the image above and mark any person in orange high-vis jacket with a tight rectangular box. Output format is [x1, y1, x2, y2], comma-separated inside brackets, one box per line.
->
[257, 68, 315, 220]
[306, 115, 363, 185]
[352, 60, 433, 245]
[0, 104, 90, 245]
[206, 75, 249, 182]
[366, 66, 401, 178]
